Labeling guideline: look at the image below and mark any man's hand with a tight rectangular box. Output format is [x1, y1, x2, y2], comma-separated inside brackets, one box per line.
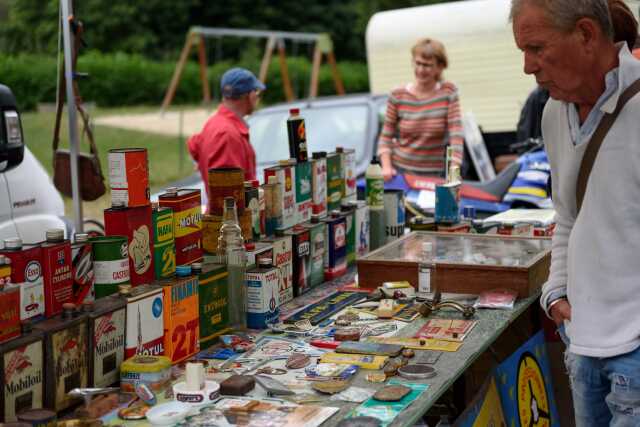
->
[550, 299, 571, 326]
[382, 165, 397, 182]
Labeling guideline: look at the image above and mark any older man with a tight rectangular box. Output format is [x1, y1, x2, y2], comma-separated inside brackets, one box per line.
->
[512, 0, 640, 425]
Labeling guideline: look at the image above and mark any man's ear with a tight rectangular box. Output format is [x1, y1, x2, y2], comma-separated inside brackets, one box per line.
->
[574, 17, 601, 52]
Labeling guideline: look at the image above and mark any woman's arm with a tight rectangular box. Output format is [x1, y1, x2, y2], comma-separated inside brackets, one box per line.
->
[378, 97, 399, 181]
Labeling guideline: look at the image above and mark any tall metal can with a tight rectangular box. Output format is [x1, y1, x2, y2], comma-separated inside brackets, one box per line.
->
[303, 217, 326, 288]
[158, 188, 203, 266]
[326, 153, 343, 212]
[208, 167, 245, 216]
[261, 235, 293, 304]
[339, 203, 356, 267]
[90, 236, 129, 299]
[0, 324, 45, 422]
[160, 268, 199, 363]
[285, 226, 311, 297]
[262, 179, 282, 236]
[286, 108, 308, 162]
[295, 161, 312, 225]
[0, 239, 45, 320]
[152, 204, 176, 280]
[336, 147, 356, 202]
[40, 229, 73, 318]
[246, 259, 280, 329]
[311, 153, 328, 218]
[71, 233, 94, 305]
[120, 284, 164, 358]
[264, 164, 296, 230]
[108, 148, 150, 208]
[383, 189, 406, 244]
[197, 263, 230, 349]
[245, 242, 274, 268]
[349, 200, 370, 258]
[0, 287, 20, 343]
[244, 181, 261, 242]
[323, 212, 347, 280]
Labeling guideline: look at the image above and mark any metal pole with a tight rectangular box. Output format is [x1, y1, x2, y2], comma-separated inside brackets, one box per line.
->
[61, 0, 83, 233]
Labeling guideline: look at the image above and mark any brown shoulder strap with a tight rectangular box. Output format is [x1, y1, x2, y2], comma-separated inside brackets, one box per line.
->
[576, 78, 640, 214]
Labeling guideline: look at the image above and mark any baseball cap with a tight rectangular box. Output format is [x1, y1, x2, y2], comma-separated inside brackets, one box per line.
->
[220, 67, 266, 98]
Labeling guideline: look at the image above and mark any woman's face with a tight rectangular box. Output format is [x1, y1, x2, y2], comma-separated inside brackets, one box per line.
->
[413, 55, 442, 86]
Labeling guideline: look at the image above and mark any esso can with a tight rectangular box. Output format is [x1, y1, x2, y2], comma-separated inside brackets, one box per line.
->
[108, 148, 150, 208]
[0, 239, 45, 320]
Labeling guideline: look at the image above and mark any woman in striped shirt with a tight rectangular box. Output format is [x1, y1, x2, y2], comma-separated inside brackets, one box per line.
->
[378, 38, 464, 181]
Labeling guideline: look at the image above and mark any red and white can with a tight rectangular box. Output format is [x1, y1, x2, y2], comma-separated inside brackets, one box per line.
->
[108, 148, 150, 208]
[41, 229, 73, 317]
[0, 238, 45, 320]
[71, 233, 95, 304]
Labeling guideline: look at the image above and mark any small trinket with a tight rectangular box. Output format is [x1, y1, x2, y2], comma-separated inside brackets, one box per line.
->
[118, 404, 150, 420]
[311, 379, 351, 394]
[337, 416, 382, 427]
[255, 375, 295, 396]
[398, 364, 437, 380]
[366, 372, 387, 383]
[335, 319, 352, 327]
[286, 353, 311, 369]
[392, 290, 406, 299]
[383, 362, 398, 378]
[402, 348, 415, 358]
[399, 357, 410, 367]
[255, 367, 288, 375]
[373, 385, 411, 402]
[335, 328, 361, 342]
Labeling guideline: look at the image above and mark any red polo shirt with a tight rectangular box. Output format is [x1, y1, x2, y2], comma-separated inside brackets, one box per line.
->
[187, 105, 257, 197]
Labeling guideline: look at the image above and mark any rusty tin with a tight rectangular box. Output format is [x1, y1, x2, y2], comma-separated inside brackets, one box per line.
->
[208, 167, 245, 215]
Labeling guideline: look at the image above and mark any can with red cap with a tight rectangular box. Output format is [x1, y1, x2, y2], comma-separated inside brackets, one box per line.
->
[287, 108, 308, 162]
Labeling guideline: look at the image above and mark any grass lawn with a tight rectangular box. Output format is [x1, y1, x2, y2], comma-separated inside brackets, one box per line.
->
[22, 106, 199, 222]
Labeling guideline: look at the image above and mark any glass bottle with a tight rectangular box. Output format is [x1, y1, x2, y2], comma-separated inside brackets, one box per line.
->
[217, 197, 247, 330]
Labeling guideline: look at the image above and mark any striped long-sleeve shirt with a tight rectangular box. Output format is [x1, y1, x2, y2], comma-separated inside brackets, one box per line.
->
[377, 82, 464, 176]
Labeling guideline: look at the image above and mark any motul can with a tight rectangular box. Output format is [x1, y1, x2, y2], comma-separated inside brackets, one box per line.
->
[41, 229, 73, 318]
[158, 188, 203, 266]
[121, 284, 164, 358]
[108, 148, 150, 208]
[0, 239, 45, 320]
[71, 234, 94, 305]
[104, 204, 154, 286]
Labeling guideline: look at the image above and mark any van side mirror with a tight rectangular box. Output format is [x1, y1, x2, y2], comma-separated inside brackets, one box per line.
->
[0, 84, 24, 173]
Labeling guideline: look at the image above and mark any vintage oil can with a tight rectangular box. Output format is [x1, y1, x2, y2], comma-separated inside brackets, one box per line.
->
[83, 297, 126, 388]
[295, 161, 312, 225]
[264, 163, 296, 230]
[90, 236, 129, 299]
[104, 204, 154, 286]
[34, 303, 89, 412]
[0, 286, 20, 344]
[246, 259, 280, 329]
[339, 204, 356, 267]
[120, 284, 164, 358]
[160, 267, 199, 363]
[326, 153, 343, 212]
[208, 167, 245, 216]
[41, 229, 72, 318]
[151, 204, 175, 280]
[311, 153, 328, 218]
[336, 147, 356, 202]
[285, 225, 311, 297]
[0, 239, 45, 320]
[196, 263, 230, 348]
[70, 233, 94, 305]
[0, 323, 44, 422]
[108, 148, 150, 208]
[323, 212, 347, 280]
[245, 242, 273, 268]
[261, 234, 293, 304]
[304, 217, 326, 288]
[263, 178, 282, 236]
[158, 188, 203, 266]
[244, 181, 261, 241]
[349, 201, 370, 259]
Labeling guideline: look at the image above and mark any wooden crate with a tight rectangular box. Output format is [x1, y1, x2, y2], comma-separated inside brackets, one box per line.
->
[356, 232, 551, 297]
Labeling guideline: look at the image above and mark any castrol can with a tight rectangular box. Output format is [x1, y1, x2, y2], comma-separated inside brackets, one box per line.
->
[158, 188, 203, 266]
[108, 148, 150, 208]
[90, 236, 130, 299]
[208, 168, 245, 215]
[104, 203, 154, 286]
[71, 234, 94, 305]
[1, 239, 45, 320]
[40, 229, 72, 318]
[152, 204, 176, 280]
[261, 235, 293, 305]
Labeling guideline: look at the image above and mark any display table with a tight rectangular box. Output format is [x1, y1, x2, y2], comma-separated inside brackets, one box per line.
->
[102, 270, 539, 427]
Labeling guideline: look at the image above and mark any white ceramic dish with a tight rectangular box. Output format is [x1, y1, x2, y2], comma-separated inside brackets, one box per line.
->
[145, 401, 192, 426]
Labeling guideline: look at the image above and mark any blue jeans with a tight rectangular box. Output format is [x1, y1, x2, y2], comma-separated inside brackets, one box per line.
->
[558, 325, 640, 426]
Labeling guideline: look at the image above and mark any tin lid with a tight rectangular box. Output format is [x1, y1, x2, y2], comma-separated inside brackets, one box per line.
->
[3, 237, 22, 249]
[330, 210, 341, 218]
[371, 155, 380, 165]
[74, 233, 89, 243]
[336, 147, 344, 153]
[176, 265, 192, 277]
[289, 108, 300, 115]
[45, 228, 64, 242]
[61, 302, 76, 319]
[111, 200, 126, 208]
[118, 284, 133, 295]
[191, 262, 202, 274]
[121, 355, 172, 373]
[312, 152, 327, 159]
[251, 180, 259, 188]
[16, 409, 57, 422]
[258, 257, 272, 267]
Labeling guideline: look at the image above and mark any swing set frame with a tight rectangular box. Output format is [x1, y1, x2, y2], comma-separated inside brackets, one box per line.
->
[161, 26, 345, 111]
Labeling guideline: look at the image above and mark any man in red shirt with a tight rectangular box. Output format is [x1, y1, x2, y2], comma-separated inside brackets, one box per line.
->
[187, 68, 265, 201]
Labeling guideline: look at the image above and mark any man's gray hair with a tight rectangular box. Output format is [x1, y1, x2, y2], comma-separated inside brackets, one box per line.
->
[510, 0, 614, 39]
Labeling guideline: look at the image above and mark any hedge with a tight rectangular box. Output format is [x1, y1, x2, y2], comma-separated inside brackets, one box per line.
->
[0, 52, 369, 111]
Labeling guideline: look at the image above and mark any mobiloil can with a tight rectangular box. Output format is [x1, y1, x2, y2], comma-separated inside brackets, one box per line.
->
[261, 234, 293, 304]
[326, 153, 343, 212]
[120, 284, 164, 358]
[246, 258, 280, 329]
[196, 263, 230, 349]
[152, 204, 176, 280]
[323, 211, 347, 281]
[311, 152, 328, 218]
[264, 162, 296, 230]
[336, 147, 356, 202]
[158, 188, 203, 265]
[40, 229, 73, 318]
[82, 298, 126, 388]
[303, 216, 326, 288]
[0, 322, 44, 422]
[349, 200, 370, 259]
[294, 160, 312, 225]
[383, 189, 406, 244]
[104, 203, 154, 286]
[0, 238, 45, 320]
[339, 203, 356, 267]
[34, 303, 89, 413]
[285, 225, 311, 297]
[71, 233, 94, 305]
[160, 266, 199, 363]
[90, 236, 129, 299]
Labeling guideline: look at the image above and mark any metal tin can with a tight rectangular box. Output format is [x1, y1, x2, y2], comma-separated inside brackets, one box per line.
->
[262, 181, 282, 236]
[350, 200, 370, 258]
[287, 109, 308, 162]
[244, 181, 260, 241]
[0, 327, 45, 422]
[0, 255, 10, 289]
[198, 263, 230, 348]
[201, 214, 221, 255]
[160, 274, 199, 363]
[121, 284, 164, 358]
[246, 261, 280, 329]
[435, 182, 461, 224]
[383, 189, 405, 244]
[71, 234, 94, 305]
[152, 205, 176, 280]
[295, 161, 312, 225]
[303, 218, 326, 288]
[90, 236, 129, 299]
[0, 239, 45, 321]
[261, 235, 293, 304]
[326, 153, 343, 212]
[336, 147, 356, 202]
[16, 408, 56, 427]
[208, 168, 245, 215]
[34, 304, 89, 412]
[245, 242, 273, 268]
[83, 298, 126, 388]
[119, 355, 171, 393]
[0, 287, 20, 343]
[108, 148, 150, 208]
[285, 226, 311, 297]
[323, 212, 347, 280]
[104, 205, 154, 286]
[339, 204, 356, 267]
[40, 230, 72, 318]
[311, 153, 328, 218]
[158, 188, 203, 266]
[264, 165, 296, 230]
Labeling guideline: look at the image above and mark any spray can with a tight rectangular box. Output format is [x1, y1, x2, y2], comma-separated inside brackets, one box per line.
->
[0, 239, 45, 320]
[71, 233, 94, 305]
[287, 108, 308, 162]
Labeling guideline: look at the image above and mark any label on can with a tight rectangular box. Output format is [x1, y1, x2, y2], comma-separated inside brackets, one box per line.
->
[295, 162, 312, 225]
[263, 236, 293, 304]
[245, 187, 260, 241]
[125, 287, 164, 358]
[264, 166, 296, 230]
[159, 190, 203, 266]
[0, 288, 20, 343]
[0, 263, 10, 287]
[92, 309, 126, 388]
[343, 210, 356, 266]
[108, 149, 150, 208]
[71, 242, 94, 305]
[153, 208, 176, 280]
[162, 276, 199, 363]
[326, 154, 343, 212]
[355, 204, 370, 258]
[246, 267, 280, 329]
[366, 177, 384, 210]
[94, 259, 130, 285]
[383, 191, 405, 244]
[51, 322, 88, 411]
[311, 158, 327, 217]
[42, 242, 73, 317]
[342, 149, 357, 200]
[1, 245, 45, 320]
[198, 265, 229, 348]
[307, 223, 325, 288]
[324, 217, 347, 280]
[3, 340, 44, 422]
